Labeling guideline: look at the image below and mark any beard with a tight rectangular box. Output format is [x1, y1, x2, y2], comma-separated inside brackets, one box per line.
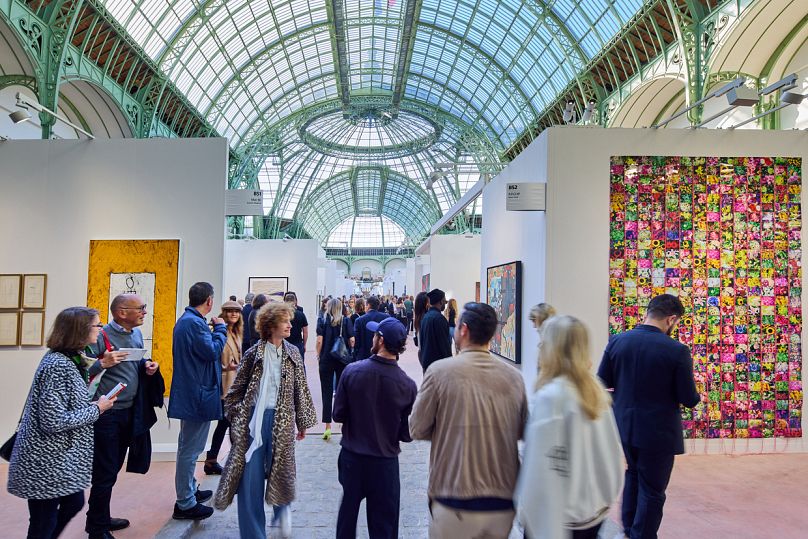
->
[370, 340, 381, 355]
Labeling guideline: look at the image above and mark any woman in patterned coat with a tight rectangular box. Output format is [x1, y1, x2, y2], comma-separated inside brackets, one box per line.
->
[8, 307, 117, 539]
[214, 301, 317, 539]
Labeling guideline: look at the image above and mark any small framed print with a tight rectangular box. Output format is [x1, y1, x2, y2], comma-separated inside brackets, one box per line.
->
[22, 274, 47, 309]
[0, 312, 20, 346]
[0, 274, 22, 309]
[19, 311, 45, 347]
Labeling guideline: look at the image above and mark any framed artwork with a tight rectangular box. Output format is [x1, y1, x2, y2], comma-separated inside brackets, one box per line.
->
[475, 282, 481, 303]
[609, 156, 802, 439]
[22, 274, 47, 309]
[487, 261, 522, 363]
[19, 311, 45, 347]
[0, 274, 22, 309]
[248, 277, 288, 303]
[0, 312, 20, 346]
[87, 240, 179, 394]
[421, 274, 430, 292]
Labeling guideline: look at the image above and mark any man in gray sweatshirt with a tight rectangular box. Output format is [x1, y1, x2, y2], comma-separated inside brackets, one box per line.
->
[85, 294, 160, 539]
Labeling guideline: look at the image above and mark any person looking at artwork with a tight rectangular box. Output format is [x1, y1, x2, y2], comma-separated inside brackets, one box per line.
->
[8, 307, 117, 539]
[204, 300, 244, 476]
[350, 297, 366, 326]
[245, 294, 268, 350]
[213, 302, 317, 539]
[168, 282, 228, 521]
[352, 295, 389, 363]
[597, 293, 700, 539]
[529, 303, 556, 334]
[516, 316, 623, 539]
[85, 294, 164, 539]
[316, 298, 356, 441]
[412, 292, 428, 348]
[240, 292, 256, 348]
[418, 289, 452, 372]
[410, 302, 528, 538]
[332, 317, 417, 539]
[284, 292, 309, 360]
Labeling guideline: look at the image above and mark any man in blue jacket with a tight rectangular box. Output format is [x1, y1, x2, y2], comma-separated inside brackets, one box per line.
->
[352, 295, 389, 361]
[598, 294, 700, 539]
[168, 282, 227, 520]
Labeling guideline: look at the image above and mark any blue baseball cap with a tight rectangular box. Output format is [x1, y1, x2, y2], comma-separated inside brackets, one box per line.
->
[366, 317, 407, 347]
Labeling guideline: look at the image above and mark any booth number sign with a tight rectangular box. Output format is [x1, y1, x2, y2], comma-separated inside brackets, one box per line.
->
[225, 190, 265, 216]
[506, 183, 546, 211]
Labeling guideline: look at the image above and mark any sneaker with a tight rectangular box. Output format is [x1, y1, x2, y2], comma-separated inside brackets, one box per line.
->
[172, 503, 214, 520]
[109, 517, 130, 531]
[204, 461, 223, 475]
[322, 428, 331, 441]
[195, 489, 213, 503]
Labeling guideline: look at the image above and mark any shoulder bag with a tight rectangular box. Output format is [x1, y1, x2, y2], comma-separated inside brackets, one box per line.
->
[0, 409, 23, 461]
[329, 317, 353, 365]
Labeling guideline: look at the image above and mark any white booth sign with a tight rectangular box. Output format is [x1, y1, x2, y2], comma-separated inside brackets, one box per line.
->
[506, 183, 546, 211]
[225, 190, 264, 215]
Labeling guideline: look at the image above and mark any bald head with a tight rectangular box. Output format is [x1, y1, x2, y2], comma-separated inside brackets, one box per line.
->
[110, 293, 147, 331]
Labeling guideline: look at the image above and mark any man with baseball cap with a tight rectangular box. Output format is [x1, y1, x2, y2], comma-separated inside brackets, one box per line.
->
[332, 317, 418, 539]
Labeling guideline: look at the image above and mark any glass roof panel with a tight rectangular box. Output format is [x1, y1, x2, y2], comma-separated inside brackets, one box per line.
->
[326, 216, 406, 248]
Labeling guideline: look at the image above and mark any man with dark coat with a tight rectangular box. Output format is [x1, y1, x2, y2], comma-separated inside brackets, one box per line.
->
[168, 282, 227, 521]
[85, 293, 164, 539]
[598, 293, 700, 539]
[352, 295, 389, 361]
[418, 289, 452, 372]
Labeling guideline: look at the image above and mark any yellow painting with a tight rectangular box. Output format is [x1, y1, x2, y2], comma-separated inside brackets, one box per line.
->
[87, 240, 179, 395]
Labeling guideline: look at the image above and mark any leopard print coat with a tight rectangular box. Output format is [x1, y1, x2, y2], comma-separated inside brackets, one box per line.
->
[214, 339, 317, 509]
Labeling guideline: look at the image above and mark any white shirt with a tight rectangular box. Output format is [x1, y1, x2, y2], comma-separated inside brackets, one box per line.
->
[245, 341, 284, 463]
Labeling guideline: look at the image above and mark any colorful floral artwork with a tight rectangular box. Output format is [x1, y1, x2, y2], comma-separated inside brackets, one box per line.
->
[609, 156, 802, 439]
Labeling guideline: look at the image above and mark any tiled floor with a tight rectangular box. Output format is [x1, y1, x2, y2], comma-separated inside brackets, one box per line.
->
[2, 334, 807, 537]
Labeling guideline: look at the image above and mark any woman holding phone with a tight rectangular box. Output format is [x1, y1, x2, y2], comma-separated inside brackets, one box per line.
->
[7, 307, 117, 539]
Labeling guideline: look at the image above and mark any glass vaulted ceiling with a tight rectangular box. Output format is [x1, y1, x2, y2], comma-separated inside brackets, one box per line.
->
[99, 0, 644, 247]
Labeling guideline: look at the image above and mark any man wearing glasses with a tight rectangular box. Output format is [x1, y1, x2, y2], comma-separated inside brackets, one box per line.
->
[85, 294, 163, 539]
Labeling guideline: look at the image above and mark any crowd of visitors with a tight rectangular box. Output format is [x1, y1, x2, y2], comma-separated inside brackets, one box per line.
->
[5, 282, 699, 539]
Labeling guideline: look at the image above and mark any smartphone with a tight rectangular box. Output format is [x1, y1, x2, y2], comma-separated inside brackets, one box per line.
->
[105, 382, 127, 400]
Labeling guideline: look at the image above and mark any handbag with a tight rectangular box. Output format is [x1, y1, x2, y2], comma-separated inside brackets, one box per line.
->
[329, 317, 353, 365]
[0, 409, 23, 461]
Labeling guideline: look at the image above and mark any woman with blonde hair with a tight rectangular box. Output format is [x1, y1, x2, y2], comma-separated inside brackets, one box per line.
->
[516, 316, 622, 539]
[528, 303, 556, 333]
[315, 298, 355, 440]
[214, 302, 317, 539]
[205, 300, 244, 475]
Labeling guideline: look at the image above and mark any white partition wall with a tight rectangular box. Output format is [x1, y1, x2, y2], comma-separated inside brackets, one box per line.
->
[223, 239, 320, 352]
[417, 235, 481, 309]
[0, 138, 228, 444]
[482, 126, 808, 452]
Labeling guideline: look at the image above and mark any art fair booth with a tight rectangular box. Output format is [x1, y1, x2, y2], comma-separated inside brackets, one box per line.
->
[481, 126, 808, 453]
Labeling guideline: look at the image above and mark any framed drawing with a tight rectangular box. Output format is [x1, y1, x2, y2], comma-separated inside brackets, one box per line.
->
[0, 312, 20, 346]
[248, 277, 288, 303]
[109, 273, 156, 358]
[19, 311, 45, 347]
[0, 274, 22, 309]
[487, 261, 522, 364]
[22, 274, 47, 309]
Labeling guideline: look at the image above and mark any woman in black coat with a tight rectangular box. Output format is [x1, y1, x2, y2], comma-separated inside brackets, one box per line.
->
[315, 298, 355, 441]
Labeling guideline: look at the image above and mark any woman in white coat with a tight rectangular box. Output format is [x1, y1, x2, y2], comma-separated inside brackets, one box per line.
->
[516, 315, 623, 539]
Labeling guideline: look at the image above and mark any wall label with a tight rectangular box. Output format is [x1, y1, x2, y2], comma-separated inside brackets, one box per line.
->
[506, 183, 546, 211]
[225, 190, 264, 215]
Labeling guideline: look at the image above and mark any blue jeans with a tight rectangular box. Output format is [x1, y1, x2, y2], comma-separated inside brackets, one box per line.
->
[237, 408, 287, 539]
[175, 420, 211, 510]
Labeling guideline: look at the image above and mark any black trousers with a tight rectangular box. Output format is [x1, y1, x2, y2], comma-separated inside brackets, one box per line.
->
[85, 407, 133, 534]
[208, 401, 230, 460]
[337, 448, 400, 539]
[406, 313, 413, 332]
[27, 491, 84, 539]
[621, 445, 675, 539]
[318, 357, 345, 423]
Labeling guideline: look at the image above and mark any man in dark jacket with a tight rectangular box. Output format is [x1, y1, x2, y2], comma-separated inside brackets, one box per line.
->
[168, 282, 227, 521]
[352, 295, 389, 361]
[85, 293, 164, 539]
[418, 289, 452, 372]
[598, 293, 700, 539]
[240, 292, 255, 349]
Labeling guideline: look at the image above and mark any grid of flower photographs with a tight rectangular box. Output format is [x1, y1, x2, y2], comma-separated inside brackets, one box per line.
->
[609, 156, 802, 438]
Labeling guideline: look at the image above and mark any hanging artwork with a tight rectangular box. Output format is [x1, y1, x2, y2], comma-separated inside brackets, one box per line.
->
[609, 156, 802, 439]
[487, 261, 522, 364]
[87, 240, 179, 394]
[248, 277, 288, 303]
[422, 274, 430, 293]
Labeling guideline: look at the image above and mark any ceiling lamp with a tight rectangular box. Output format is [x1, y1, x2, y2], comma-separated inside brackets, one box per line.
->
[12, 92, 94, 139]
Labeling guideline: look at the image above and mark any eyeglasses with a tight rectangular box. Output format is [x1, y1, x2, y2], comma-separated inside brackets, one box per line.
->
[90, 324, 104, 328]
[120, 305, 147, 313]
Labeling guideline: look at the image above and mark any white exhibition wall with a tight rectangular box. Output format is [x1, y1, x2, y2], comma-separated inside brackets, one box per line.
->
[223, 239, 320, 352]
[0, 138, 228, 447]
[417, 235, 481, 309]
[406, 258, 417, 298]
[482, 126, 808, 452]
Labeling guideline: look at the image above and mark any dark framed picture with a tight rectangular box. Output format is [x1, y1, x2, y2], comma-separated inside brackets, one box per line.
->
[248, 277, 289, 303]
[486, 261, 522, 363]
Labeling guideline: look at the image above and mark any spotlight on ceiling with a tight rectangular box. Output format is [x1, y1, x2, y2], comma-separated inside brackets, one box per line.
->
[562, 101, 576, 123]
[581, 100, 596, 124]
[9, 109, 31, 124]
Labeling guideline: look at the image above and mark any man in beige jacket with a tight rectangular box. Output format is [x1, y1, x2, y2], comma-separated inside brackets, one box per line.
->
[410, 302, 528, 539]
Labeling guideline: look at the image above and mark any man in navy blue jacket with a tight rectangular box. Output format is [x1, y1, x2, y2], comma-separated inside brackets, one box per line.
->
[352, 295, 389, 361]
[168, 282, 227, 521]
[598, 294, 700, 539]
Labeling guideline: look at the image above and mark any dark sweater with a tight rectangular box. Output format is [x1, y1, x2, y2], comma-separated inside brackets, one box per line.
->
[419, 307, 452, 372]
[89, 323, 144, 409]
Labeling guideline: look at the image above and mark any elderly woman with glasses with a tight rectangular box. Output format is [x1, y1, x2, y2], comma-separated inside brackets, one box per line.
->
[214, 302, 317, 539]
[7, 307, 118, 539]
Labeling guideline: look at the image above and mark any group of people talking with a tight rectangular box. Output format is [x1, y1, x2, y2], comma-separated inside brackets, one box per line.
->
[6, 280, 700, 539]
